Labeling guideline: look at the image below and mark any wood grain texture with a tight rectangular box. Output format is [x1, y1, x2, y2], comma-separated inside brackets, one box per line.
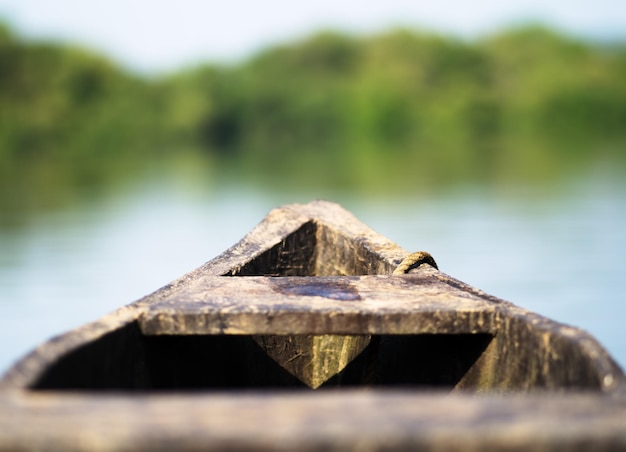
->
[137, 272, 498, 336]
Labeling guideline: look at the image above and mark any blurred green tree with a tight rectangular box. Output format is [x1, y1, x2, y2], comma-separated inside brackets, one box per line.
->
[1, 21, 625, 209]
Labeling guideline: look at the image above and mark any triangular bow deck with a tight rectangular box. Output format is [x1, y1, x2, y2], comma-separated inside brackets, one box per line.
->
[2, 201, 624, 393]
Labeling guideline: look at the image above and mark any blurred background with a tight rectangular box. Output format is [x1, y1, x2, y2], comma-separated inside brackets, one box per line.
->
[0, 1, 625, 374]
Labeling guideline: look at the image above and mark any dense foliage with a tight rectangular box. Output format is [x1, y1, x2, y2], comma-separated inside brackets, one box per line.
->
[1, 22, 625, 210]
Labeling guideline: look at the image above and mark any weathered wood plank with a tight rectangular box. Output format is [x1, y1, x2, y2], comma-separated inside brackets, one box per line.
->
[137, 272, 498, 336]
[1, 391, 626, 451]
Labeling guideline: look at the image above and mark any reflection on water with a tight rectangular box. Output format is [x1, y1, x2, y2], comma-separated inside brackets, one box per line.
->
[0, 174, 625, 374]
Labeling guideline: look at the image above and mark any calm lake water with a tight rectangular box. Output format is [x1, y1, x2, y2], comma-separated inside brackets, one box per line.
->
[1, 172, 625, 375]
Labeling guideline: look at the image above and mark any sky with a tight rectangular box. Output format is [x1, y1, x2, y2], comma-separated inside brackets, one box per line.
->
[0, 0, 625, 74]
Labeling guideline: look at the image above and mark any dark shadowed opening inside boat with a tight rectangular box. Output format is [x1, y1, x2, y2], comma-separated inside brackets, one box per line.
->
[30, 321, 494, 391]
[224, 221, 399, 276]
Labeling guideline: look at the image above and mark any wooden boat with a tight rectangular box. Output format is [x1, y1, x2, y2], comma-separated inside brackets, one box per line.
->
[1, 200, 625, 450]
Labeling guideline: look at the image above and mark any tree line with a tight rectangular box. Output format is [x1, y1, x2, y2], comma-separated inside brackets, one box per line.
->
[1, 21, 625, 207]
